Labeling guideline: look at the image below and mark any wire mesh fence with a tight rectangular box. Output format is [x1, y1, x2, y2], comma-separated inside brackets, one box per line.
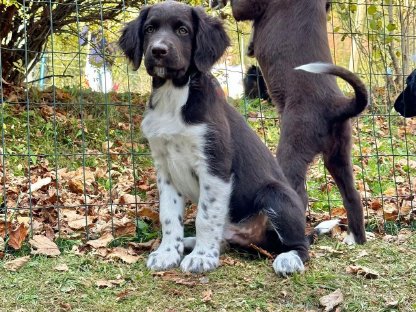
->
[0, 0, 415, 251]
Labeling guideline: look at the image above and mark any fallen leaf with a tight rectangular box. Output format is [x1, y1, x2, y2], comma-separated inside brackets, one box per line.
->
[128, 239, 159, 253]
[116, 289, 133, 301]
[399, 204, 412, 215]
[96, 278, 125, 288]
[357, 250, 369, 258]
[346, 265, 379, 279]
[55, 263, 69, 272]
[319, 289, 344, 312]
[29, 235, 61, 257]
[383, 204, 399, 221]
[331, 207, 347, 217]
[138, 207, 159, 223]
[4, 256, 30, 272]
[119, 194, 140, 205]
[30, 177, 52, 192]
[0, 237, 5, 251]
[106, 247, 141, 264]
[0, 220, 12, 238]
[384, 188, 396, 196]
[95, 280, 113, 288]
[199, 276, 209, 284]
[317, 246, 344, 254]
[370, 200, 382, 211]
[86, 232, 114, 249]
[386, 300, 399, 308]
[68, 178, 85, 194]
[8, 223, 29, 250]
[220, 256, 243, 266]
[68, 216, 96, 230]
[201, 289, 213, 302]
[174, 279, 198, 286]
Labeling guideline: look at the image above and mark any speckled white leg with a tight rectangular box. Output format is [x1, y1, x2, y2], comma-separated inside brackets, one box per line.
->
[180, 174, 232, 273]
[147, 169, 185, 271]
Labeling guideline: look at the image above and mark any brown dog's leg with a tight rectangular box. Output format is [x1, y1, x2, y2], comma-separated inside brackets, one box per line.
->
[323, 122, 366, 244]
[275, 120, 317, 209]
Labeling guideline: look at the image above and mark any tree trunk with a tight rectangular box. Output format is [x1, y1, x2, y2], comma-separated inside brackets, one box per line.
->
[348, 0, 366, 72]
[1, 0, 146, 86]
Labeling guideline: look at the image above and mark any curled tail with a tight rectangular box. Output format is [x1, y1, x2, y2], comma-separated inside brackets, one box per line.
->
[295, 62, 368, 121]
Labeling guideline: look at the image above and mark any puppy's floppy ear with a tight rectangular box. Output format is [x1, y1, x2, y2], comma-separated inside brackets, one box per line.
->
[192, 7, 230, 73]
[118, 7, 150, 70]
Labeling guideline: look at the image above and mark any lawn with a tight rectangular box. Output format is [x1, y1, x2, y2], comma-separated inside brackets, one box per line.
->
[0, 235, 415, 311]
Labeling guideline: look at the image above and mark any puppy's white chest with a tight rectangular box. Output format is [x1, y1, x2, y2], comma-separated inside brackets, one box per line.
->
[141, 82, 207, 201]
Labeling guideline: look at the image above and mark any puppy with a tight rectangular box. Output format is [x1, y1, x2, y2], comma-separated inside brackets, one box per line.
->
[244, 65, 270, 101]
[210, 1, 331, 57]
[394, 69, 416, 117]
[119, 1, 323, 276]
[216, 0, 369, 245]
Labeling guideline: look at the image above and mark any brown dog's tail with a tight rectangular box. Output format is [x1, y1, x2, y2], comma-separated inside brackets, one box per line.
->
[295, 62, 368, 120]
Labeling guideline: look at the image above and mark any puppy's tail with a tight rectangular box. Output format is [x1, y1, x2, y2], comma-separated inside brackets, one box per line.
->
[295, 62, 368, 121]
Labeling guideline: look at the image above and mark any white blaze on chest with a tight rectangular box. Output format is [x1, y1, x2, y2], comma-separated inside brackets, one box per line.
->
[141, 80, 208, 201]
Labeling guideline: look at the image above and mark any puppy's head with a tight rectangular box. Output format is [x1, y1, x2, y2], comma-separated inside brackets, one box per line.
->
[119, 2, 230, 82]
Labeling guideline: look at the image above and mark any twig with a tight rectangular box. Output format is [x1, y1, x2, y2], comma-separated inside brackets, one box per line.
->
[248, 243, 274, 259]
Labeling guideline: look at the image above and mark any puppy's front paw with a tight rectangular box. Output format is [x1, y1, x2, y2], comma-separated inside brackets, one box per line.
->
[147, 245, 183, 271]
[180, 251, 219, 273]
[273, 251, 305, 277]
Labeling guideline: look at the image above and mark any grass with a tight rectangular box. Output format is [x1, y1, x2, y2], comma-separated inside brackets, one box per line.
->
[0, 235, 415, 311]
[0, 87, 150, 176]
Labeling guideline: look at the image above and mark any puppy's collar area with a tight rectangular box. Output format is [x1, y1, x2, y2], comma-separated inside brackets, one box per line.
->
[147, 78, 190, 113]
[152, 69, 196, 89]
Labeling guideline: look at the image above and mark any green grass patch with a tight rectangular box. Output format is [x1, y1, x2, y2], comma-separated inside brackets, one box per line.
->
[0, 236, 415, 311]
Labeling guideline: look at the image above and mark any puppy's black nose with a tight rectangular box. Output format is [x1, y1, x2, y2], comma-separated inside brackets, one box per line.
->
[151, 43, 168, 59]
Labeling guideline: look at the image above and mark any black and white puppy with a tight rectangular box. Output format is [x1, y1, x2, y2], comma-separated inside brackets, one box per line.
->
[119, 1, 324, 276]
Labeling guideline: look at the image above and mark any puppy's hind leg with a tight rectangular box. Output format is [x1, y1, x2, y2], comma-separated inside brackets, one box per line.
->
[256, 182, 310, 276]
[323, 124, 366, 244]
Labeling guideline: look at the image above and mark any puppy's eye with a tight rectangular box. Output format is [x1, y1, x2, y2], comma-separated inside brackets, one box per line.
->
[145, 25, 155, 34]
[177, 26, 188, 35]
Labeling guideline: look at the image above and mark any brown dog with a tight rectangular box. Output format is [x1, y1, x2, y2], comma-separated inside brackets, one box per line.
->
[214, 0, 368, 244]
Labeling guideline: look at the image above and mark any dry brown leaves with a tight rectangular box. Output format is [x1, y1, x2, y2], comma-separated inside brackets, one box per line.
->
[319, 289, 344, 312]
[86, 232, 114, 249]
[4, 256, 30, 272]
[346, 265, 380, 279]
[29, 235, 61, 257]
[106, 247, 141, 264]
[220, 256, 244, 267]
[8, 223, 28, 250]
[0, 237, 5, 254]
[54, 263, 69, 272]
[201, 289, 213, 303]
[95, 277, 125, 288]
